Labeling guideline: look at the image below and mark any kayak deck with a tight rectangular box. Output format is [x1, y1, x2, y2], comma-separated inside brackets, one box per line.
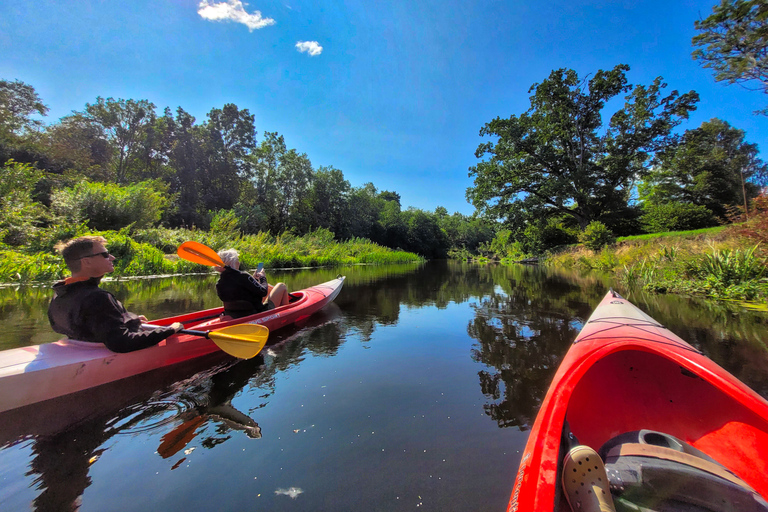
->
[0, 276, 344, 413]
[509, 290, 768, 511]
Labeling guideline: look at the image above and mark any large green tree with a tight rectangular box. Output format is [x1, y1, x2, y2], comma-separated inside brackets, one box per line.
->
[639, 117, 768, 218]
[307, 166, 351, 236]
[468, 65, 699, 230]
[76, 97, 158, 183]
[0, 79, 48, 137]
[692, 0, 768, 113]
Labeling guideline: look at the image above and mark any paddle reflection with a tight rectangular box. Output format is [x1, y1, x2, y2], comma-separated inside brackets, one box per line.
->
[156, 355, 266, 463]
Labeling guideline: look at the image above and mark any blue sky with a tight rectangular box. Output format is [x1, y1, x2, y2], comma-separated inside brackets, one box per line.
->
[2, 0, 767, 215]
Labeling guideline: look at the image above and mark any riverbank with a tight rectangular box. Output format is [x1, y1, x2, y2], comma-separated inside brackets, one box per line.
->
[0, 227, 423, 284]
[544, 224, 768, 308]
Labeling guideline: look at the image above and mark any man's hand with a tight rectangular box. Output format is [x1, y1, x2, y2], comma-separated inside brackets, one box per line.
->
[170, 322, 184, 332]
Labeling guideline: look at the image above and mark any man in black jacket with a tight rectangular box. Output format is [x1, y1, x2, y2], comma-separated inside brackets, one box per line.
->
[48, 235, 183, 353]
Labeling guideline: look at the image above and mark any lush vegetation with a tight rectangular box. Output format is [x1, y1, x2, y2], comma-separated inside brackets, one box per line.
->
[0, 81, 495, 264]
[545, 200, 768, 305]
[0, 225, 422, 284]
[692, 0, 768, 115]
[1, 2, 767, 302]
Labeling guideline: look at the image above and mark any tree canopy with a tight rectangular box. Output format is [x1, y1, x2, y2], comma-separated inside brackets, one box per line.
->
[692, 0, 768, 113]
[467, 64, 699, 230]
[639, 117, 768, 218]
[0, 79, 49, 137]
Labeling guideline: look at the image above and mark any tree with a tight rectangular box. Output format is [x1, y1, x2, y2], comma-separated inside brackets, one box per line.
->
[468, 65, 699, 231]
[0, 79, 48, 137]
[692, 0, 768, 113]
[249, 132, 313, 233]
[40, 114, 112, 178]
[78, 97, 157, 183]
[307, 166, 351, 236]
[640, 118, 768, 218]
[347, 183, 384, 240]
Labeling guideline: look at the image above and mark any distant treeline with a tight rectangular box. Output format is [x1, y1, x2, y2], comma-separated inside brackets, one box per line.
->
[0, 80, 494, 259]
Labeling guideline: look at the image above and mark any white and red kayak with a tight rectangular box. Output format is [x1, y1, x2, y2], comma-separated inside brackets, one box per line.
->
[0, 276, 344, 413]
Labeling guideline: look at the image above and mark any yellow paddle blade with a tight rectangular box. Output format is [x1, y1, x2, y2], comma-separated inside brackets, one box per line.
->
[207, 324, 270, 359]
[178, 241, 225, 267]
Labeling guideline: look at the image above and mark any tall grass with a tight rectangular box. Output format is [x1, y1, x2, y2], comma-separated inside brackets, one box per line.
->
[0, 227, 423, 284]
[695, 246, 766, 286]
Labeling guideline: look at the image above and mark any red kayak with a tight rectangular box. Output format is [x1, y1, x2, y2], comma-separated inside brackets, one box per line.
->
[509, 290, 768, 512]
[0, 276, 344, 413]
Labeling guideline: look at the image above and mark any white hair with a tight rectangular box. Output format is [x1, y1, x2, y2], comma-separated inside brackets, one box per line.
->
[217, 249, 240, 268]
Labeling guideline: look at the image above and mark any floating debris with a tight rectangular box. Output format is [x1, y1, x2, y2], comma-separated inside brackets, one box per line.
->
[274, 487, 304, 499]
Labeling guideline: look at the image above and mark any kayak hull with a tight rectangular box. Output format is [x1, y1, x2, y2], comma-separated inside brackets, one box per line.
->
[508, 290, 768, 511]
[0, 276, 344, 413]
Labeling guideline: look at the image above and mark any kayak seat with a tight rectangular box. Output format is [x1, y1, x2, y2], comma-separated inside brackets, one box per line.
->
[598, 430, 768, 512]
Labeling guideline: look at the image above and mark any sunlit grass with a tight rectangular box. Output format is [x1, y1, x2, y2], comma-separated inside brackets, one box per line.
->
[0, 227, 423, 284]
[546, 227, 768, 303]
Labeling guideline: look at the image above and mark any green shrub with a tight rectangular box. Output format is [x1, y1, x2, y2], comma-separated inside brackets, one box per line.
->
[0, 160, 46, 246]
[641, 202, 718, 233]
[51, 180, 171, 230]
[0, 249, 65, 282]
[695, 246, 766, 287]
[579, 221, 615, 251]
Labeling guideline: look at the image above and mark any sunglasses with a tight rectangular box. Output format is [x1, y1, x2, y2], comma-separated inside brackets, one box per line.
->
[78, 251, 111, 260]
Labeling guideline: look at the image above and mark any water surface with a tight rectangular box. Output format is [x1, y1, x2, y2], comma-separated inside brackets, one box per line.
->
[0, 261, 766, 511]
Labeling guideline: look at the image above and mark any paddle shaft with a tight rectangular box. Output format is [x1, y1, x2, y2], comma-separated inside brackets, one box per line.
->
[142, 323, 210, 338]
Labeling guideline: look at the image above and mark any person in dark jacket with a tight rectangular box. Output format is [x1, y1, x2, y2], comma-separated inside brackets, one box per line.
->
[215, 249, 289, 319]
[47, 236, 183, 353]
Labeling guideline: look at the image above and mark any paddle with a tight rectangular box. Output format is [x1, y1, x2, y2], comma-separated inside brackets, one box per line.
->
[177, 241, 225, 267]
[142, 323, 269, 359]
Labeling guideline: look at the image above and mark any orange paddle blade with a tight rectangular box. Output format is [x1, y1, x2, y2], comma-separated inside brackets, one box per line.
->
[177, 241, 224, 267]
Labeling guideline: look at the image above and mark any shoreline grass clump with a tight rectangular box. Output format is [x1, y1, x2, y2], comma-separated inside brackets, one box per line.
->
[0, 227, 423, 284]
[545, 223, 768, 303]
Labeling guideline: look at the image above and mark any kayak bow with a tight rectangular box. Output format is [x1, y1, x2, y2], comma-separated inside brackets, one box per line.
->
[509, 290, 768, 512]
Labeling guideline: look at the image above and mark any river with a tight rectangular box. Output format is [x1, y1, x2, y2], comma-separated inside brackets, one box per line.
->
[1, 261, 766, 511]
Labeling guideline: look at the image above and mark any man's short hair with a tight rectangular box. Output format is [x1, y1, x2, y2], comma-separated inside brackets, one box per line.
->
[55, 235, 107, 273]
[217, 249, 240, 268]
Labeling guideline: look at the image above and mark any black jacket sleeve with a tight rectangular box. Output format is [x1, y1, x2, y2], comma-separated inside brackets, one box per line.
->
[81, 291, 177, 353]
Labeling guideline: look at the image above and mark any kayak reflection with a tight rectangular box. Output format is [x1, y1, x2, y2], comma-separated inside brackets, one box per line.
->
[18, 354, 268, 512]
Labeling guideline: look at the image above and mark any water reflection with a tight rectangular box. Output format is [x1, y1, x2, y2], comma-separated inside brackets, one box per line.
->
[1, 303, 346, 511]
[463, 264, 768, 432]
[15, 353, 267, 511]
[466, 265, 602, 430]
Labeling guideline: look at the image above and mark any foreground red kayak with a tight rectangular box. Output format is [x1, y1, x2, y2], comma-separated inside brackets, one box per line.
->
[509, 290, 768, 512]
[0, 276, 344, 414]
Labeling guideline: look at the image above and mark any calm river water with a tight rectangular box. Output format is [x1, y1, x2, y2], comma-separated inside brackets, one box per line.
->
[1, 261, 767, 511]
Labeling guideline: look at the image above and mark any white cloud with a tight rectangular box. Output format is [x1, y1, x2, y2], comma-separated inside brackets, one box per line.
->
[198, 1, 275, 32]
[295, 41, 323, 56]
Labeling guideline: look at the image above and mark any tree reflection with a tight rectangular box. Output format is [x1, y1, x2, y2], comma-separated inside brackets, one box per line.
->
[466, 267, 603, 430]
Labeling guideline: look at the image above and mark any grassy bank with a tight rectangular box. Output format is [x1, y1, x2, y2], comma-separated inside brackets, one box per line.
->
[545, 225, 768, 306]
[0, 227, 423, 284]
